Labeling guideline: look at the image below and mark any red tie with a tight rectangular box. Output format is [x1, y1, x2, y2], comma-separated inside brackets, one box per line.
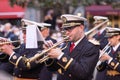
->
[70, 43, 75, 52]
[112, 47, 115, 54]
[97, 31, 100, 36]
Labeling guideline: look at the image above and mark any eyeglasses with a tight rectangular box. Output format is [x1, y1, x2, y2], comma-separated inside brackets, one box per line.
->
[63, 26, 78, 31]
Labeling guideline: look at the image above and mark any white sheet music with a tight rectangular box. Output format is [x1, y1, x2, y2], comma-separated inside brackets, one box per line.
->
[26, 25, 45, 48]
[36, 26, 46, 43]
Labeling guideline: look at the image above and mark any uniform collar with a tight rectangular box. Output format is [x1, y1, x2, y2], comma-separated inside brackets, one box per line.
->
[113, 42, 120, 51]
[74, 35, 85, 47]
[99, 27, 106, 34]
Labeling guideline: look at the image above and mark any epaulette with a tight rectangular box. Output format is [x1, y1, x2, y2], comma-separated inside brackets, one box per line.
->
[88, 39, 100, 45]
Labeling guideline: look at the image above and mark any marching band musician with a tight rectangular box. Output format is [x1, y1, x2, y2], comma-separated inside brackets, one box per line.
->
[0, 25, 44, 80]
[0, 37, 10, 62]
[38, 23, 57, 80]
[92, 16, 109, 49]
[0, 37, 14, 77]
[92, 16, 109, 80]
[96, 27, 120, 80]
[44, 14, 100, 80]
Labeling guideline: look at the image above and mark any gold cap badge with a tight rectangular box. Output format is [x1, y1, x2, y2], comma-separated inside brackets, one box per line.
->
[62, 17, 67, 23]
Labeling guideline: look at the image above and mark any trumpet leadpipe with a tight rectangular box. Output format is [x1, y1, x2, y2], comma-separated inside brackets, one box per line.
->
[0, 40, 21, 45]
[85, 19, 109, 36]
[99, 42, 110, 58]
[36, 55, 49, 63]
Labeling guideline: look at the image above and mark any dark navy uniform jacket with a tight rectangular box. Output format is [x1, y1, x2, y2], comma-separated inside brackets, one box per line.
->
[93, 30, 108, 49]
[106, 45, 120, 80]
[96, 45, 120, 80]
[0, 61, 14, 75]
[46, 36, 99, 80]
[0, 43, 44, 79]
[0, 52, 16, 75]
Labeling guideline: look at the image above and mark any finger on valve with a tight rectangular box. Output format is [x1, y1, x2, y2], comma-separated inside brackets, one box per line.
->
[44, 40, 54, 48]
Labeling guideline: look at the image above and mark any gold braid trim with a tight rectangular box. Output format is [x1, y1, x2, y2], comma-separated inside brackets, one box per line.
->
[44, 59, 54, 67]
[57, 58, 73, 70]
[64, 58, 73, 70]
[63, 23, 81, 27]
[15, 56, 22, 68]
[114, 62, 119, 69]
[9, 60, 16, 65]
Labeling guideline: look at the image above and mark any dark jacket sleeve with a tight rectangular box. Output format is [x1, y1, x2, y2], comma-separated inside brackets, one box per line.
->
[9, 49, 44, 71]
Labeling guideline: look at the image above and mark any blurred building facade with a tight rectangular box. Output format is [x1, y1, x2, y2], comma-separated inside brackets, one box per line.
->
[85, 5, 120, 28]
[0, 0, 120, 29]
[0, 0, 25, 26]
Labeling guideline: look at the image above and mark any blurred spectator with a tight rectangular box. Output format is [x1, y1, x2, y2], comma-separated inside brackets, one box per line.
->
[51, 31, 63, 42]
[3, 23, 20, 47]
[44, 9, 56, 30]
[0, 24, 4, 37]
[12, 27, 20, 37]
[55, 17, 63, 31]
[3, 23, 18, 40]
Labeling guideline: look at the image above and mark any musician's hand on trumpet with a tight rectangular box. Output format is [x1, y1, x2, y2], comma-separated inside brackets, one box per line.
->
[44, 40, 63, 59]
[0, 44, 14, 56]
[48, 48, 63, 59]
[0, 37, 15, 55]
[44, 40, 54, 48]
[99, 50, 112, 62]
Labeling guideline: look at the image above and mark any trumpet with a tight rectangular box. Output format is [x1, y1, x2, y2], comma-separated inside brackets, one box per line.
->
[0, 40, 21, 51]
[96, 42, 111, 71]
[99, 42, 111, 58]
[27, 36, 69, 63]
[85, 19, 109, 36]
[0, 40, 21, 45]
[0, 40, 21, 61]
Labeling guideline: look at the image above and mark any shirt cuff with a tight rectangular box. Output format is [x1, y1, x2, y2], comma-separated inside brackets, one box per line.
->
[9, 52, 15, 60]
[108, 58, 113, 64]
[57, 52, 64, 60]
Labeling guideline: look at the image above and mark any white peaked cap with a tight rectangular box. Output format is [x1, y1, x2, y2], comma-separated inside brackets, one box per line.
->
[61, 14, 87, 22]
[41, 23, 51, 27]
[93, 16, 108, 20]
[106, 27, 120, 32]
[61, 14, 87, 28]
